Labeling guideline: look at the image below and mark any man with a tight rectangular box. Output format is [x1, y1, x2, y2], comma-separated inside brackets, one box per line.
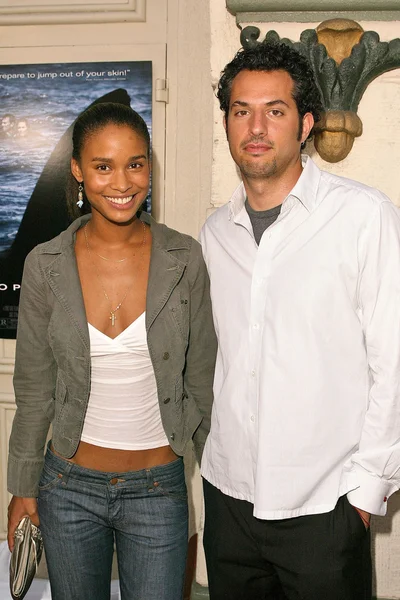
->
[200, 40, 400, 600]
[1, 113, 15, 137]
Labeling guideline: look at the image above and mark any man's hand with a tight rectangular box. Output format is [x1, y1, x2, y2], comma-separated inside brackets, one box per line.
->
[7, 496, 39, 551]
[353, 506, 371, 529]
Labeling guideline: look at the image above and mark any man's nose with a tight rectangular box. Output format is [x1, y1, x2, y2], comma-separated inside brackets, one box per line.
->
[249, 111, 267, 136]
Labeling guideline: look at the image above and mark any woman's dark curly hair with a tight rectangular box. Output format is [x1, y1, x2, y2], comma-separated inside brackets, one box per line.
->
[217, 41, 324, 142]
[67, 102, 150, 220]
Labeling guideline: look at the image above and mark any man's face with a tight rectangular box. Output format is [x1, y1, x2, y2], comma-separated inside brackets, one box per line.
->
[2, 116, 12, 132]
[224, 69, 313, 181]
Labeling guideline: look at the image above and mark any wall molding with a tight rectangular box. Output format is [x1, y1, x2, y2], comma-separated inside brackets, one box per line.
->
[0, 363, 13, 375]
[0, 0, 146, 25]
[226, 0, 400, 22]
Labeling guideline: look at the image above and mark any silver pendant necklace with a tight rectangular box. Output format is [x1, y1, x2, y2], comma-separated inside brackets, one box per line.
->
[84, 221, 147, 326]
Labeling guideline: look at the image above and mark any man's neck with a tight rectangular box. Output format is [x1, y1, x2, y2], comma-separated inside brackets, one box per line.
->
[243, 160, 303, 211]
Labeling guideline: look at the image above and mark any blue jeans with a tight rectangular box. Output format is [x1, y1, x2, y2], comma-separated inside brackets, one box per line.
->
[38, 446, 188, 600]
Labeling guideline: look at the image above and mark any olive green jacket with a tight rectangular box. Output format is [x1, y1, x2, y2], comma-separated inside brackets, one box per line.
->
[8, 213, 217, 497]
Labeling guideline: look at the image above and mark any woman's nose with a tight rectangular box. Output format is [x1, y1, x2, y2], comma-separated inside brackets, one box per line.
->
[111, 171, 132, 192]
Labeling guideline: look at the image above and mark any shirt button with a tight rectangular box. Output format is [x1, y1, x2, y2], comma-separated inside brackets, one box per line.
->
[163, 397, 170, 404]
[170, 433, 175, 441]
[163, 352, 170, 360]
[251, 370, 256, 377]
[253, 323, 259, 330]
[250, 415, 255, 422]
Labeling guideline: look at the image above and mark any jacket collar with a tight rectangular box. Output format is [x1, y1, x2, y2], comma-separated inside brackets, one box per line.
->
[38, 213, 191, 347]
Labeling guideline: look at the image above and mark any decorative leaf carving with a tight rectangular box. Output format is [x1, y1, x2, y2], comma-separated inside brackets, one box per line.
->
[241, 26, 400, 113]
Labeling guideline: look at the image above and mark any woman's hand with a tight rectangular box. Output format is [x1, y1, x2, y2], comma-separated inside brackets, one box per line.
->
[7, 496, 39, 551]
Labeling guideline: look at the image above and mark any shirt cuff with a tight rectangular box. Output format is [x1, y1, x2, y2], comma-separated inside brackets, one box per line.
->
[346, 470, 397, 516]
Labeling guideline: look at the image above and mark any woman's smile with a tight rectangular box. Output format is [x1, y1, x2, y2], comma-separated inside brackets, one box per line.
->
[104, 194, 136, 207]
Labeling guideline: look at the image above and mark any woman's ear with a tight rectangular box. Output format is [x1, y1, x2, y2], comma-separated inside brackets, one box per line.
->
[71, 157, 83, 182]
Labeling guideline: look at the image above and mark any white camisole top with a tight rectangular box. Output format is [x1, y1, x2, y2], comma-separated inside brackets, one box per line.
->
[80, 312, 169, 450]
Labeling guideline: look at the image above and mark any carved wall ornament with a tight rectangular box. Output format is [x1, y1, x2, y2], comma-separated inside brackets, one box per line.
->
[226, 0, 400, 23]
[240, 22, 400, 162]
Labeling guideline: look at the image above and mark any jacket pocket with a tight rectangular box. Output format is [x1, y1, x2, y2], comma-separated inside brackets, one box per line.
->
[174, 379, 186, 411]
[169, 296, 189, 344]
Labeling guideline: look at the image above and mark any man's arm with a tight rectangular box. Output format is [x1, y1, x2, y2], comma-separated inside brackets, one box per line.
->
[347, 198, 400, 516]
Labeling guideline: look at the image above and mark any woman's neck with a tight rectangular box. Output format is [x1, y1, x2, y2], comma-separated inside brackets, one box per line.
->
[87, 212, 143, 246]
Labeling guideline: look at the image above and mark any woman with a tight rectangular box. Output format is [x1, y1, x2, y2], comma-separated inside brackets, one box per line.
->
[7, 102, 217, 600]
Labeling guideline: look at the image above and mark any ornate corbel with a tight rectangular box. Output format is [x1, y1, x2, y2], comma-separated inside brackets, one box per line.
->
[241, 22, 400, 162]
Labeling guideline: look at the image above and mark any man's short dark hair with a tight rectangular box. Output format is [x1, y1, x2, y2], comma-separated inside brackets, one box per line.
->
[217, 41, 324, 142]
[2, 113, 15, 124]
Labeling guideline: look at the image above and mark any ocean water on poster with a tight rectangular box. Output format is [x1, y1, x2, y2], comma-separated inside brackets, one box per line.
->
[0, 61, 152, 251]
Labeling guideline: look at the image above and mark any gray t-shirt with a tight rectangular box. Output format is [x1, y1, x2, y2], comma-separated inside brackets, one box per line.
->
[245, 199, 282, 245]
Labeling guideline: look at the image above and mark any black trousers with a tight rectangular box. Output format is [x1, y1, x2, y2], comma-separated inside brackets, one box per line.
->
[203, 479, 372, 600]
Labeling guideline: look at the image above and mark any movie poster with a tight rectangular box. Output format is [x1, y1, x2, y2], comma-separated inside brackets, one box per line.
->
[0, 61, 152, 338]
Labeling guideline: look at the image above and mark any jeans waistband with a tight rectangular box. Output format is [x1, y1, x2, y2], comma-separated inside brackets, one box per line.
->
[44, 443, 184, 485]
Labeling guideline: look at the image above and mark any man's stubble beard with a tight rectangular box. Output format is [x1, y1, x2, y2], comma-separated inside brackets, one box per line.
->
[239, 158, 278, 180]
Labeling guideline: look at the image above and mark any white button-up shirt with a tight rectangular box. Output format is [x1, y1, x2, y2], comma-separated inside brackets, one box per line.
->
[200, 157, 400, 519]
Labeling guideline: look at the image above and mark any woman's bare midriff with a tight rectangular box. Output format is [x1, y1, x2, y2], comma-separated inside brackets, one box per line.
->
[51, 441, 178, 473]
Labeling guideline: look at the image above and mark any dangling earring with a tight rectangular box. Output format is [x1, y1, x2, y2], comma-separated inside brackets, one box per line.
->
[77, 183, 84, 209]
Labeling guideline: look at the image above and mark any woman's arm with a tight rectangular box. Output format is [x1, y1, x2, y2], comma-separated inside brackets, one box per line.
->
[184, 240, 217, 463]
[8, 248, 56, 497]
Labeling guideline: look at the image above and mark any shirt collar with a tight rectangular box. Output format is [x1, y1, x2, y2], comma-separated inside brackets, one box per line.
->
[287, 155, 321, 213]
[228, 155, 321, 220]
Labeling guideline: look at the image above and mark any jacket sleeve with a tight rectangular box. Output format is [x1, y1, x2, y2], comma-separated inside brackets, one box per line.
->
[184, 239, 217, 464]
[8, 249, 56, 497]
[347, 199, 400, 515]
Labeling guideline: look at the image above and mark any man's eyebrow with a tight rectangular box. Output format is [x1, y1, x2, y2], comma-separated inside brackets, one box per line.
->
[230, 99, 290, 109]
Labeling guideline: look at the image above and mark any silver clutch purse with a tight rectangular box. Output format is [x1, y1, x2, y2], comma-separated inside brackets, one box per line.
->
[9, 517, 44, 600]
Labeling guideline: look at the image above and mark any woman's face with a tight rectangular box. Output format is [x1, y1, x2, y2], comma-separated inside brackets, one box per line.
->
[17, 121, 28, 136]
[71, 123, 150, 225]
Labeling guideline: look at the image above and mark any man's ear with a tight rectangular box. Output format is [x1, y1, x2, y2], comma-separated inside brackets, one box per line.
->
[71, 157, 83, 182]
[301, 113, 314, 144]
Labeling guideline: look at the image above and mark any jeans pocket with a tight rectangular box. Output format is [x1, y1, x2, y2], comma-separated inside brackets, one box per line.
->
[157, 472, 188, 503]
[38, 465, 64, 493]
